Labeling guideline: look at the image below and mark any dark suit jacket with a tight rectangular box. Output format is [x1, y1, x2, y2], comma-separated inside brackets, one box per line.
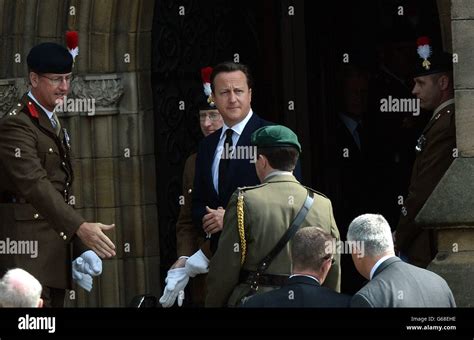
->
[396, 103, 456, 267]
[350, 257, 456, 307]
[192, 112, 272, 253]
[241, 275, 350, 308]
[0, 94, 87, 289]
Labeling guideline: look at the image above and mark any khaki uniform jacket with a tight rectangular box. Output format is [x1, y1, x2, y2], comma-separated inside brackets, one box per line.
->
[176, 153, 207, 257]
[205, 174, 341, 307]
[0, 94, 87, 289]
[396, 103, 456, 268]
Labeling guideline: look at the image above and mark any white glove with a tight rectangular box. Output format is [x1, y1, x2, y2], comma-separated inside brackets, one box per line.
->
[72, 257, 93, 292]
[185, 249, 210, 277]
[78, 250, 102, 276]
[159, 268, 189, 308]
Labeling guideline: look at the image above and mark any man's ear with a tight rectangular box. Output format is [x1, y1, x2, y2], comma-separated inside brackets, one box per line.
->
[30, 72, 39, 88]
[38, 298, 44, 308]
[438, 74, 449, 91]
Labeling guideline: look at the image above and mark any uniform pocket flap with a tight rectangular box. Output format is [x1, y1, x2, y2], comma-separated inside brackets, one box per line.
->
[13, 204, 44, 221]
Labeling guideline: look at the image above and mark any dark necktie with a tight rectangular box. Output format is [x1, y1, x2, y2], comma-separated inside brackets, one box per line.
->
[218, 129, 234, 196]
[51, 112, 61, 136]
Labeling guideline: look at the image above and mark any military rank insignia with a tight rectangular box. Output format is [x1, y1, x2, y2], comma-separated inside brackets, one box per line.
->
[415, 134, 426, 153]
[63, 128, 71, 150]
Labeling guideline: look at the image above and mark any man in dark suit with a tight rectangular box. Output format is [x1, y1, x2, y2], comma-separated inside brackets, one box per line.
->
[242, 227, 350, 308]
[329, 62, 371, 296]
[159, 62, 273, 307]
[395, 39, 456, 268]
[348, 214, 456, 307]
[0, 42, 116, 307]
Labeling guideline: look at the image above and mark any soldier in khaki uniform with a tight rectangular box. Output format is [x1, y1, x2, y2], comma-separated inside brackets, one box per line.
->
[160, 67, 223, 307]
[395, 38, 456, 268]
[0, 42, 116, 307]
[206, 125, 341, 307]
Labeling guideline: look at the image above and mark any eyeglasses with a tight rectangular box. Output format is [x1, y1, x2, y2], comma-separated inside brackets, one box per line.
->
[39, 74, 74, 86]
[324, 255, 336, 265]
[199, 112, 221, 122]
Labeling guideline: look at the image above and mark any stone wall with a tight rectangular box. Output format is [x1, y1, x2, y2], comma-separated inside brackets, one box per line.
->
[418, 0, 474, 307]
[0, 0, 159, 307]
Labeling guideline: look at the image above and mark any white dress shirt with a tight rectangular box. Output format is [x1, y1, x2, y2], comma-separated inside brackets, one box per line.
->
[289, 274, 321, 285]
[212, 110, 254, 194]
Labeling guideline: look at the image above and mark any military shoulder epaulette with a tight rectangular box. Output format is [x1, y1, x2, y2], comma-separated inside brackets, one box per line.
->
[303, 185, 328, 198]
[1, 102, 24, 119]
[237, 182, 269, 193]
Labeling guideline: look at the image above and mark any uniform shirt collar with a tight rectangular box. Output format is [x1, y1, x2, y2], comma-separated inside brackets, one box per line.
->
[432, 98, 455, 120]
[219, 109, 253, 141]
[264, 170, 293, 182]
[28, 91, 54, 120]
[370, 255, 395, 280]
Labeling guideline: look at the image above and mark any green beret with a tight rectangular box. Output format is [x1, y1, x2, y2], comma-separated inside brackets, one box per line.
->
[27, 43, 73, 74]
[251, 125, 302, 153]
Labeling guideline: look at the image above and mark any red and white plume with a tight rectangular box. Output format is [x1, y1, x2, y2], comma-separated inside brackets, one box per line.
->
[201, 66, 215, 106]
[416, 36, 432, 70]
[66, 31, 79, 61]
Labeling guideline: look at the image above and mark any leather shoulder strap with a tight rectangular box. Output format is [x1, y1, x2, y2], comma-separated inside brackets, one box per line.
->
[257, 190, 315, 274]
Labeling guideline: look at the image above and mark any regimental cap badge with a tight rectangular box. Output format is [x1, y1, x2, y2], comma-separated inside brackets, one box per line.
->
[417, 36, 432, 70]
[414, 36, 453, 78]
[200, 66, 216, 109]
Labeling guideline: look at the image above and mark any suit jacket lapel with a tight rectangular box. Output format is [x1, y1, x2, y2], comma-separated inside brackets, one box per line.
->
[225, 113, 262, 182]
[236, 113, 260, 147]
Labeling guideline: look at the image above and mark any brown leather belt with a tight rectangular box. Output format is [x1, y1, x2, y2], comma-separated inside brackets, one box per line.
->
[239, 269, 288, 288]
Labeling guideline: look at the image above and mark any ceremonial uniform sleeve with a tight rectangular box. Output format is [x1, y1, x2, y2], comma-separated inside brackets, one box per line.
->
[192, 142, 207, 232]
[0, 116, 85, 241]
[176, 154, 201, 257]
[205, 191, 243, 307]
[396, 113, 456, 251]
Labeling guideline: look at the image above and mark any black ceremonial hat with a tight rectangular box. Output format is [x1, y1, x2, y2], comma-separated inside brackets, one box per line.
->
[27, 42, 73, 74]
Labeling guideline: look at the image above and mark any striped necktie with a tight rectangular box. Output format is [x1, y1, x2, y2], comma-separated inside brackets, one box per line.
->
[50, 112, 61, 136]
